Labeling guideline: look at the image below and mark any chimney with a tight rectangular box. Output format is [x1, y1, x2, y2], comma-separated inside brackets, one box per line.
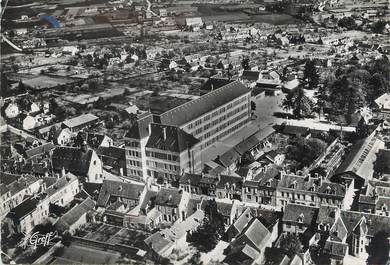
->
[119, 168, 123, 176]
[163, 127, 167, 140]
[148, 123, 152, 137]
[211, 83, 214, 91]
[61, 167, 66, 177]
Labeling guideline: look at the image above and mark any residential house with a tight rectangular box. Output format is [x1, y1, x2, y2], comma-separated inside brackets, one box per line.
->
[277, 173, 354, 210]
[242, 164, 280, 206]
[5, 173, 79, 235]
[240, 70, 261, 88]
[97, 146, 127, 176]
[359, 181, 390, 216]
[0, 172, 42, 217]
[282, 203, 319, 238]
[216, 175, 243, 201]
[154, 188, 190, 223]
[4, 102, 20, 118]
[54, 128, 73, 145]
[96, 180, 145, 212]
[55, 197, 95, 234]
[22, 113, 55, 130]
[27, 102, 40, 114]
[226, 207, 255, 240]
[276, 173, 319, 208]
[224, 218, 272, 264]
[214, 148, 241, 175]
[374, 93, 390, 110]
[178, 173, 202, 195]
[51, 146, 103, 183]
[317, 205, 390, 260]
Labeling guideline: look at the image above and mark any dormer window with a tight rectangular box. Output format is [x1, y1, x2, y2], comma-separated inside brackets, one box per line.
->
[325, 186, 331, 194]
[266, 179, 272, 187]
[309, 184, 315, 192]
[291, 180, 297, 189]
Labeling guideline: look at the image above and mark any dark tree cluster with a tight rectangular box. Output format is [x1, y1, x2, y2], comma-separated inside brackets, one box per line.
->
[187, 200, 225, 252]
[325, 56, 390, 116]
[286, 137, 328, 169]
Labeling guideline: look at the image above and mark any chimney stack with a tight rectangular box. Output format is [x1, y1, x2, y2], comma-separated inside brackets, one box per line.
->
[61, 167, 66, 177]
[163, 127, 167, 140]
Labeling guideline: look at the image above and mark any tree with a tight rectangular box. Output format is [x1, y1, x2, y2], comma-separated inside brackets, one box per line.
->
[251, 101, 256, 112]
[280, 234, 302, 258]
[241, 58, 250, 70]
[338, 17, 357, 30]
[371, 20, 387, 34]
[61, 232, 72, 247]
[374, 151, 390, 178]
[188, 199, 225, 252]
[286, 137, 327, 169]
[328, 76, 365, 115]
[367, 231, 390, 265]
[282, 87, 314, 119]
[302, 60, 319, 90]
[216, 61, 224, 70]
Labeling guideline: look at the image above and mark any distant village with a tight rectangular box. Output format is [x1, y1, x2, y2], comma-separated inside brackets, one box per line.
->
[1, 0, 390, 264]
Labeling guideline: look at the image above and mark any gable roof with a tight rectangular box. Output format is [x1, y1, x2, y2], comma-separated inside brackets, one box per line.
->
[159, 80, 250, 127]
[230, 208, 254, 235]
[201, 77, 233, 92]
[25, 142, 55, 159]
[283, 203, 319, 226]
[155, 188, 182, 208]
[97, 146, 126, 160]
[235, 218, 271, 252]
[374, 93, 390, 108]
[56, 197, 95, 232]
[340, 210, 390, 237]
[241, 70, 260, 81]
[234, 126, 275, 155]
[62, 113, 99, 129]
[52, 147, 95, 176]
[124, 114, 153, 140]
[179, 173, 202, 186]
[216, 175, 242, 189]
[146, 123, 199, 153]
[335, 131, 384, 180]
[96, 180, 145, 207]
[215, 148, 241, 168]
[7, 196, 40, 220]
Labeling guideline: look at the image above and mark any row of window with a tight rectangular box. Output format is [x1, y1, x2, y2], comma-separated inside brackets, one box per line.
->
[128, 169, 142, 177]
[127, 160, 141, 167]
[187, 95, 249, 130]
[195, 103, 248, 136]
[127, 150, 141, 158]
[146, 160, 179, 172]
[125, 141, 140, 148]
[146, 151, 179, 162]
[204, 115, 248, 148]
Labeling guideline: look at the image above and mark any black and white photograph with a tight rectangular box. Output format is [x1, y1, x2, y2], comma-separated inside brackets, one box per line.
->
[1, 0, 390, 264]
